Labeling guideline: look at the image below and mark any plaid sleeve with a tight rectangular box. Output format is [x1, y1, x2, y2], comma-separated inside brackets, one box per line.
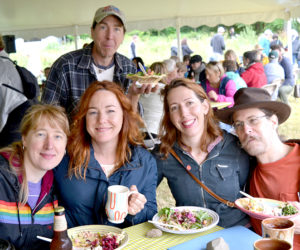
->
[41, 58, 68, 108]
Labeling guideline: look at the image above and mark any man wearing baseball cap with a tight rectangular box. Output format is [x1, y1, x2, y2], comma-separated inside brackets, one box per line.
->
[42, 5, 149, 116]
[188, 55, 206, 83]
[216, 87, 300, 248]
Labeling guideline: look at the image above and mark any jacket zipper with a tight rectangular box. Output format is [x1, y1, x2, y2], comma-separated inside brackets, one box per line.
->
[182, 150, 220, 208]
[32, 192, 47, 218]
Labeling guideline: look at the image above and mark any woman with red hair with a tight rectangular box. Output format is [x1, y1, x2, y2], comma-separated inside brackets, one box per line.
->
[153, 78, 250, 228]
[54, 81, 157, 228]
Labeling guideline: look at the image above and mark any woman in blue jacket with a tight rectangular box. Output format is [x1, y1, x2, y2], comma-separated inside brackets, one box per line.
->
[54, 81, 157, 228]
[153, 78, 250, 228]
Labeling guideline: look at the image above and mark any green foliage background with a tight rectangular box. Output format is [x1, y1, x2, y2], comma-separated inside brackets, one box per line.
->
[9, 19, 300, 71]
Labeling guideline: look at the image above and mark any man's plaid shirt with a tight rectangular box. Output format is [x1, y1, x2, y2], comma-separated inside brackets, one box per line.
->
[41, 43, 137, 115]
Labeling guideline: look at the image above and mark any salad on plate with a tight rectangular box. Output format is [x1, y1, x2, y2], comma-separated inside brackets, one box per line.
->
[68, 225, 128, 250]
[71, 231, 125, 250]
[151, 206, 219, 235]
[235, 197, 298, 220]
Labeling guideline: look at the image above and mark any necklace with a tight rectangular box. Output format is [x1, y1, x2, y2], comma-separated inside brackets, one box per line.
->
[92, 58, 114, 74]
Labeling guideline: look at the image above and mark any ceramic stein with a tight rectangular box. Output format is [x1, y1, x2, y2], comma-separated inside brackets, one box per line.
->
[105, 185, 138, 224]
[261, 218, 295, 247]
[253, 238, 292, 250]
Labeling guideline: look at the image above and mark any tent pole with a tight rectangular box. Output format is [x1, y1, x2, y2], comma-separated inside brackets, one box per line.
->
[74, 25, 79, 50]
[176, 18, 182, 61]
[286, 19, 292, 61]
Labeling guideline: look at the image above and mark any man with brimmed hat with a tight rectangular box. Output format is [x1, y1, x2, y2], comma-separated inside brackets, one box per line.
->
[42, 5, 152, 117]
[216, 87, 300, 248]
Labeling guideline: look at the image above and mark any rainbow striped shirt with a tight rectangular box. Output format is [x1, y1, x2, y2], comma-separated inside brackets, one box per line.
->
[0, 200, 57, 225]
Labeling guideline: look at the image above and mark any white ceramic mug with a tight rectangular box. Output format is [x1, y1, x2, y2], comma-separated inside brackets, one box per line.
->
[105, 185, 138, 224]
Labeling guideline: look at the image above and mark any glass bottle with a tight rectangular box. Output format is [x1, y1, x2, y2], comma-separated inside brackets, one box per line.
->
[50, 206, 72, 250]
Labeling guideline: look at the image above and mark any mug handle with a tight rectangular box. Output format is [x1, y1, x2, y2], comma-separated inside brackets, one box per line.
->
[128, 190, 138, 197]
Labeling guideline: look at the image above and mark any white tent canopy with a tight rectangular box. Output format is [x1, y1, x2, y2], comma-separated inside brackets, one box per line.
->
[1, 0, 300, 40]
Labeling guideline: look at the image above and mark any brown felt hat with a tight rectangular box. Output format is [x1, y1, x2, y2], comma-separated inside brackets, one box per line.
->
[215, 87, 291, 125]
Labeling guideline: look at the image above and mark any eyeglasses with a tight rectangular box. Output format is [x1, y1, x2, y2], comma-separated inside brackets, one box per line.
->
[233, 115, 267, 132]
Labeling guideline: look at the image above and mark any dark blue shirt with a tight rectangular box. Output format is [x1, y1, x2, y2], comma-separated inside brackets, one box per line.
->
[54, 145, 157, 228]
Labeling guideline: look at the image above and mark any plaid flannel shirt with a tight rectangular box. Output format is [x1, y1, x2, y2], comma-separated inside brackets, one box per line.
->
[41, 43, 137, 115]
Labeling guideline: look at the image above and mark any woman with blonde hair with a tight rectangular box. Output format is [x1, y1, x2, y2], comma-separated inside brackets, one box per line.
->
[0, 104, 69, 249]
[224, 49, 245, 74]
[153, 78, 250, 228]
[54, 81, 157, 228]
[203, 61, 237, 107]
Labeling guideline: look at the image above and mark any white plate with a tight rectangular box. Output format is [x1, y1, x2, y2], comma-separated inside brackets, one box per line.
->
[152, 206, 219, 235]
[68, 225, 128, 249]
[135, 81, 165, 89]
[235, 198, 299, 220]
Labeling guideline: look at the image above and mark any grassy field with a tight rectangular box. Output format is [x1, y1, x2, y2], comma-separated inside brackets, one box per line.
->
[156, 96, 300, 209]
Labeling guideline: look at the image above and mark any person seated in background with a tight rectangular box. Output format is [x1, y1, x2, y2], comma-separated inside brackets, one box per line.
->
[224, 49, 245, 75]
[264, 50, 284, 85]
[0, 104, 69, 250]
[183, 55, 191, 65]
[223, 60, 247, 90]
[264, 50, 284, 100]
[41, 66, 51, 93]
[187, 55, 206, 84]
[132, 57, 146, 73]
[241, 50, 267, 88]
[202, 61, 237, 107]
[183, 55, 191, 77]
[254, 44, 269, 65]
[153, 78, 250, 228]
[54, 81, 157, 228]
[271, 44, 296, 105]
[163, 59, 178, 84]
[181, 38, 193, 57]
[139, 62, 168, 144]
[270, 33, 283, 48]
[170, 55, 180, 63]
[216, 87, 300, 249]
[176, 62, 188, 78]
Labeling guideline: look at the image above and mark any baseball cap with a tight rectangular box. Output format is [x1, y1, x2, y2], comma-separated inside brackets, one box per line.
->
[93, 5, 126, 30]
[269, 50, 279, 59]
[190, 55, 202, 64]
